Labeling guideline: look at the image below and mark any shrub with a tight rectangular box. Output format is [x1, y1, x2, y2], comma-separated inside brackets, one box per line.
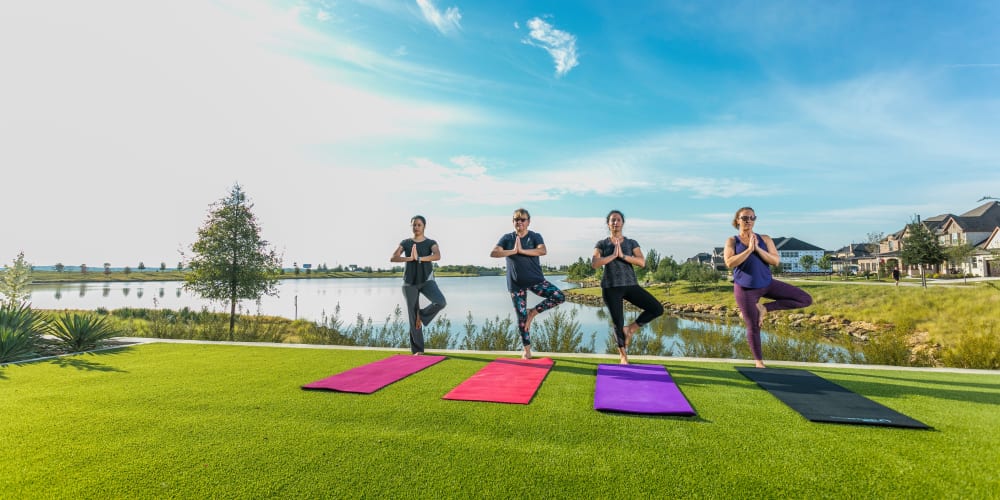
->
[460, 313, 518, 351]
[532, 308, 587, 353]
[47, 312, 120, 352]
[0, 303, 46, 363]
[942, 331, 1000, 370]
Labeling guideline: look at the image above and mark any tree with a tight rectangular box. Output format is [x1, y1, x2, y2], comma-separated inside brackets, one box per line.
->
[1, 252, 33, 307]
[104, 263, 111, 276]
[138, 262, 146, 271]
[566, 256, 595, 281]
[799, 255, 815, 273]
[652, 255, 680, 286]
[637, 248, 660, 281]
[900, 217, 945, 288]
[55, 262, 65, 273]
[945, 242, 976, 284]
[817, 254, 833, 280]
[160, 262, 167, 272]
[184, 184, 281, 339]
[679, 260, 720, 291]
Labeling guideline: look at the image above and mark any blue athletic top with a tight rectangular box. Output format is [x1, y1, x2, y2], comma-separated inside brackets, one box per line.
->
[732, 233, 773, 289]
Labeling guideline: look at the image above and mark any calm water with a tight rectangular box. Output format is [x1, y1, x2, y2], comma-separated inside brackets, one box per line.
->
[27, 276, 847, 358]
[28, 276, 719, 341]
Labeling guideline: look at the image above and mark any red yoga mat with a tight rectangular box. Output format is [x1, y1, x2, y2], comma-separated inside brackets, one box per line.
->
[442, 357, 553, 404]
[302, 354, 446, 394]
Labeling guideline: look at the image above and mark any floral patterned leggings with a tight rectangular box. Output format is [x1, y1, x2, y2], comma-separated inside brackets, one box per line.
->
[510, 280, 565, 346]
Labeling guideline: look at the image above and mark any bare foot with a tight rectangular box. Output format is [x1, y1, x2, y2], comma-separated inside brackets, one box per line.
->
[619, 350, 629, 365]
[523, 309, 539, 333]
[414, 352, 424, 356]
[521, 347, 532, 360]
[755, 361, 766, 368]
[624, 323, 639, 348]
[756, 303, 767, 327]
[415, 315, 423, 329]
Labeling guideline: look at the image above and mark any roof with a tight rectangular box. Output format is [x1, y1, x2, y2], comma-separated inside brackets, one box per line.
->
[961, 201, 1000, 218]
[771, 237, 825, 252]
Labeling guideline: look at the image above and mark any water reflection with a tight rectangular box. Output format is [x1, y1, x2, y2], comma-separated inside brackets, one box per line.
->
[25, 276, 854, 363]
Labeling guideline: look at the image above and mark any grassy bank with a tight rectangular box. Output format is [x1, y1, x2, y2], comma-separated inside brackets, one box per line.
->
[2, 343, 997, 498]
[568, 279, 1000, 348]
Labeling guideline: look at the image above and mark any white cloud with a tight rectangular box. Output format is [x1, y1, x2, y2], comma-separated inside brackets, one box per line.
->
[416, 0, 462, 35]
[523, 17, 579, 77]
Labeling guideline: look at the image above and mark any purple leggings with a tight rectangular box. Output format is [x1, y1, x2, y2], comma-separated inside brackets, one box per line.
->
[733, 280, 812, 362]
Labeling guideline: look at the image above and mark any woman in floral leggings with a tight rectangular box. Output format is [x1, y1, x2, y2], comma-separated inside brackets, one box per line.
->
[491, 208, 565, 359]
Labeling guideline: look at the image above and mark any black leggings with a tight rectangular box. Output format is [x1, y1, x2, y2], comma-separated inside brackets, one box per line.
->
[601, 285, 664, 347]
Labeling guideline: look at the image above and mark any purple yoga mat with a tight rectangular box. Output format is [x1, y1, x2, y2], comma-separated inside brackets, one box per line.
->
[594, 364, 696, 415]
[302, 354, 446, 394]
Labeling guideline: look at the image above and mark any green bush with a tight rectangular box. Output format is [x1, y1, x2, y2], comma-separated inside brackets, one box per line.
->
[532, 308, 589, 353]
[47, 312, 120, 352]
[460, 313, 518, 351]
[942, 331, 1000, 369]
[0, 303, 46, 362]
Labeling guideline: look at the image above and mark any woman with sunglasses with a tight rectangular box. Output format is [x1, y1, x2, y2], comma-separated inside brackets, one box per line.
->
[390, 215, 447, 355]
[490, 208, 565, 359]
[723, 207, 812, 368]
[592, 210, 664, 364]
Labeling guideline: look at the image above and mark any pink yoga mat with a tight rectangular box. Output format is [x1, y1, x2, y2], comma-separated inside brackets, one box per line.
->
[302, 354, 446, 394]
[442, 357, 554, 404]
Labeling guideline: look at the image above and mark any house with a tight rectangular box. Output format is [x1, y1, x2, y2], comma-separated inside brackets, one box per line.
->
[974, 226, 1000, 277]
[830, 243, 871, 275]
[861, 201, 1000, 277]
[686, 247, 726, 271]
[771, 237, 826, 273]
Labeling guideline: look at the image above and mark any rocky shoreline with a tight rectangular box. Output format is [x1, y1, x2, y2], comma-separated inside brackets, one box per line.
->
[564, 291, 937, 350]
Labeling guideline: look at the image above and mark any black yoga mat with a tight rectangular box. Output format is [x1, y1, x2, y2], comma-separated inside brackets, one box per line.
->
[736, 367, 930, 429]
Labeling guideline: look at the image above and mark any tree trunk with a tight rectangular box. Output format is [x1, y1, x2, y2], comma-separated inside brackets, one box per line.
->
[920, 266, 927, 288]
[229, 298, 236, 341]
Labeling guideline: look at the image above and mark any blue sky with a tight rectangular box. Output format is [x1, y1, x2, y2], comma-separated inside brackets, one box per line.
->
[3, 0, 999, 269]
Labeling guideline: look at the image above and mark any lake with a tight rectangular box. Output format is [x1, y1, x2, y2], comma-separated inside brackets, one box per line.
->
[26, 276, 848, 359]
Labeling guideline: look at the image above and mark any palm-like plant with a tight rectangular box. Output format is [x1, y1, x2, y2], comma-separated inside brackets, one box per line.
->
[48, 313, 120, 352]
[0, 303, 46, 363]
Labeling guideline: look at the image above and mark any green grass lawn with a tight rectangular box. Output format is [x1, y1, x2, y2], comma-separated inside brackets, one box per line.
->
[3, 343, 999, 498]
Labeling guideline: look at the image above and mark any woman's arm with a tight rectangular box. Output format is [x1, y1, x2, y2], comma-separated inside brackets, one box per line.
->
[723, 236, 752, 269]
[755, 235, 781, 266]
[423, 243, 442, 262]
[390, 245, 408, 263]
[591, 247, 613, 269]
[627, 244, 646, 268]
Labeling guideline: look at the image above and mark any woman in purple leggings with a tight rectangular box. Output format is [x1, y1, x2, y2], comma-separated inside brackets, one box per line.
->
[723, 207, 812, 368]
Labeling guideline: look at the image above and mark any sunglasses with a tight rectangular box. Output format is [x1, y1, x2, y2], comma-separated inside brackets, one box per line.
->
[513, 218, 528, 223]
[740, 215, 757, 222]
